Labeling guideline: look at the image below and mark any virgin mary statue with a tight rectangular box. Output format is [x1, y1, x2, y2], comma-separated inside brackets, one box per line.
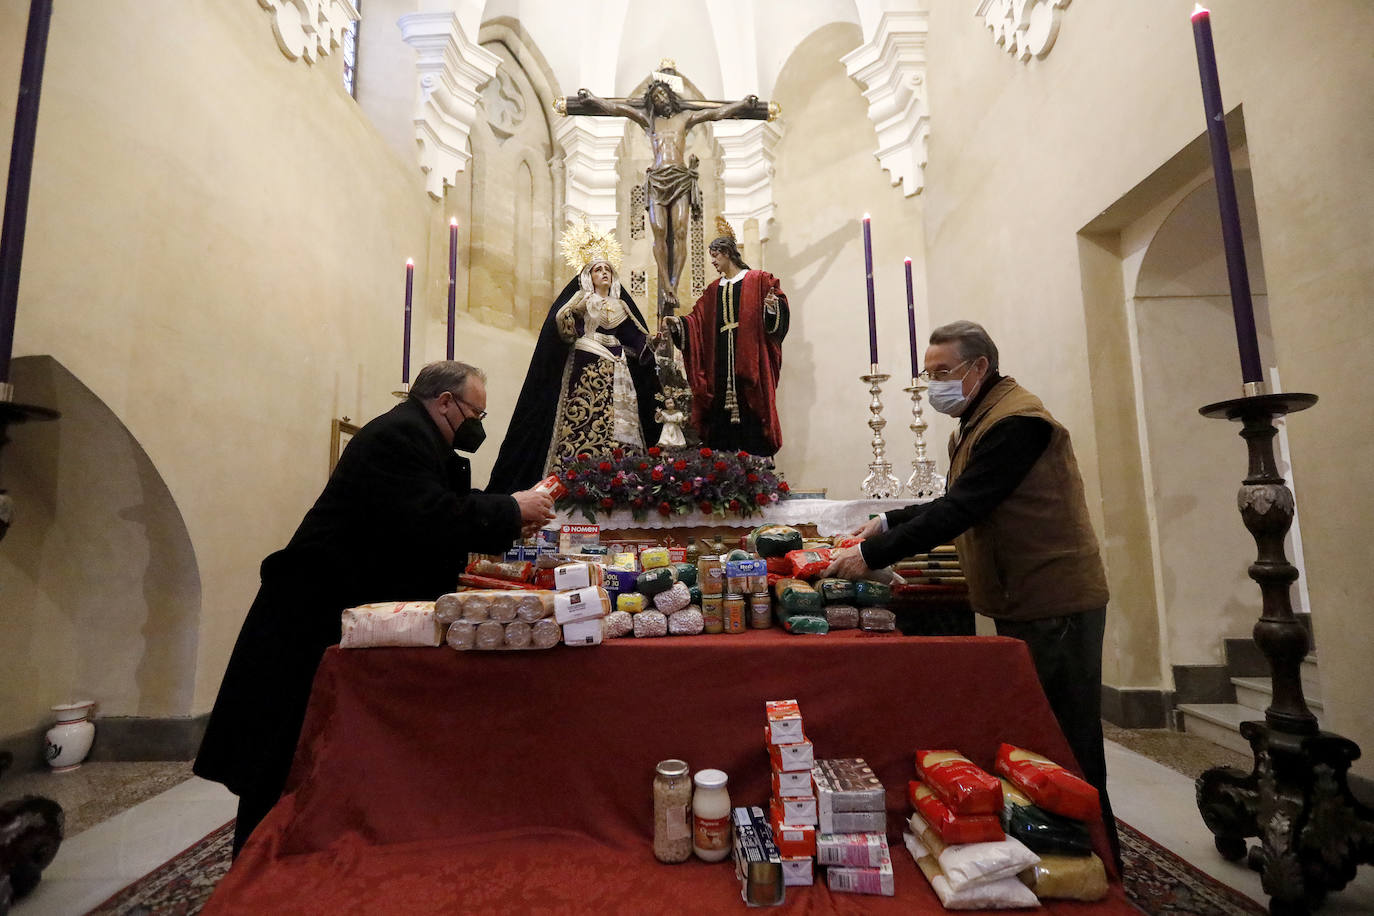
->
[488, 227, 661, 494]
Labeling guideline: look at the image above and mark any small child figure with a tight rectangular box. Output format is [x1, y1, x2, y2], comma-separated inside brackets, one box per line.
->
[656, 397, 686, 449]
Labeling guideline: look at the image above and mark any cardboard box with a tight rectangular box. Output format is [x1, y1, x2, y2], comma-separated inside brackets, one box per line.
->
[731, 806, 784, 907]
[813, 759, 886, 811]
[558, 524, 600, 554]
[771, 767, 813, 798]
[777, 795, 818, 826]
[767, 800, 817, 858]
[816, 832, 889, 867]
[765, 699, 804, 744]
[766, 736, 814, 772]
[780, 856, 813, 887]
[825, 848, 894, 896]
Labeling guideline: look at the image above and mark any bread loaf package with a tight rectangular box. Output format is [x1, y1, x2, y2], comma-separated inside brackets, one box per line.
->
[339, 601, 440, 648]
[553, 561, 604, 591]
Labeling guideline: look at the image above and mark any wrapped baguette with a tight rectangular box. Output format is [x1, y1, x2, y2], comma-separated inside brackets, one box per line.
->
[339, 601, 440, 648]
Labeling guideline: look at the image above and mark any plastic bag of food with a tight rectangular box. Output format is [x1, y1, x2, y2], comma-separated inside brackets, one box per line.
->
[445, 620, 476, 650]
[672, 562, 698, 587]
[654, 581, 692, 614]
[786, 548, 832, 581]
[748, 524, 804, 558]
[995, 745, 1100, 821]
[1000, 779, 1093, 855]
[909, 781, 1004, 845]
[602, 610, 634, 639]
[504, 620, 532, 649]
[466, 557, 534, 582]
[514, 591, 555, 623]
[816, 578, 857, 604]
[668, 606, 704, 635]
[639, 546, 672, 569]
[1018, 853, 1109, 901]
[633, 609, 669, 638]
[776, 606, 829, 635]
[853, 579, 892, 607]
[530, 617, 561, 649]
[915, 750, 1003, 815]
[904, 834, 1039, 910]
[553, 561, 604, 591]
[340, 601, 440, 648]
[616, 592, 646, 614]
[909, 812, 1037, 891]
[474, 620, 505, 650]
[773, 578, 823, 615]
[824, 604, 860, 629]
[859, 607, 896, 632]
[635, 565, 678, 596]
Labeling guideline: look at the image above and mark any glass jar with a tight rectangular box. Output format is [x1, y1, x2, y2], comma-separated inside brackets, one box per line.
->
[653, 759, 693, 864]
[701, 596, 724, 634]
[697, 555, 724, 596]
[748, 593, 773, 629]
[723, 594, 747, 634]
[692, 768, 732, 862]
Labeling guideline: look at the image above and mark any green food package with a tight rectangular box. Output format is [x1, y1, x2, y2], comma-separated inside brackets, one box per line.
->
[726, 548, 754, 562]
[636, 565, 679, 596]
[688, 584, 703, 606]
[776, 580, 823, 615]
[747, 524, 804, 558]
[672, 562, 698, 587]
[776, 606, 829, 635]
[816, 577, 857, 604]
[853, 579, 892, 607]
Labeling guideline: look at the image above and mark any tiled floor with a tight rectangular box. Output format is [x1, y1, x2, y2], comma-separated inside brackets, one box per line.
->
[8, 739, 1374, 914]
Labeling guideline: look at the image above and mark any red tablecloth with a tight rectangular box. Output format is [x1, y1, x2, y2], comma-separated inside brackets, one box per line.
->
[206, 630, 1135, 914]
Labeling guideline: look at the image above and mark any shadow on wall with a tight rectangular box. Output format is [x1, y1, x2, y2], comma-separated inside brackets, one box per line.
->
[0, 356, 201, 737]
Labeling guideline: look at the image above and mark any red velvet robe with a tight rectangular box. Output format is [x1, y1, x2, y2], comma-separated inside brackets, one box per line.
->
[681, 270, 787, 454]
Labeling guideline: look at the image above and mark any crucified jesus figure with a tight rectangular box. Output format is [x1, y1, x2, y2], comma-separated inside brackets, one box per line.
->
[557, 72, 775, 318]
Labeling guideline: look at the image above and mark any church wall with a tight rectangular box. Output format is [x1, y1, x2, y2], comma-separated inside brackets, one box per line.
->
[767, 22, 929, 500]
[0, 0, 438, 730]
[923, 0, 1374, 775]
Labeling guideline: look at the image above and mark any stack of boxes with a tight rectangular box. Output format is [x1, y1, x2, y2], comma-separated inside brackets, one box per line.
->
[814, 758, 895, 896]
[763, 700, 817, 887]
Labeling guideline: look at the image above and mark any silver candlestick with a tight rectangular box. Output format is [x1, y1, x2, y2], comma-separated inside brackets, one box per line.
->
[860, 367, 901, 498]
[903, 379, 945, 498]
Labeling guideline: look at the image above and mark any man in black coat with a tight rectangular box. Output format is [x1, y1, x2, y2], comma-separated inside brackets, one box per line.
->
[194, 361, 555, 856]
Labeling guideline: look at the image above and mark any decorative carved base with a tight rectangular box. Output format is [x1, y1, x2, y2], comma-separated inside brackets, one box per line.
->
[1195, 391, 1374, 913]
[902, 381, 945, 498]
[0, 752, 65, 911]
[1197, 723, 1374, 915]
[860, 371, 901, 499]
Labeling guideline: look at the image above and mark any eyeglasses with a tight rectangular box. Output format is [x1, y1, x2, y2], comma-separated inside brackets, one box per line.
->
[918, 359, 973, 383]
[448, 391, 487, 421]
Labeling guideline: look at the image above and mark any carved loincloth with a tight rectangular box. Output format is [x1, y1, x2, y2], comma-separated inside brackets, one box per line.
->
[644, 158, 703, 217]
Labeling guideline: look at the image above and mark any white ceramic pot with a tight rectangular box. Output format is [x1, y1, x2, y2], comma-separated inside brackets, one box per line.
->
[45, 701, 96, 771]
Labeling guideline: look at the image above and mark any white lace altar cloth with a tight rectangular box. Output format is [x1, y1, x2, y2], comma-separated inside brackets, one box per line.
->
[551, 497, 930, 537]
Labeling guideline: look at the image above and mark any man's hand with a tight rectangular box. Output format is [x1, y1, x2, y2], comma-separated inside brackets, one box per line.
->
[849, 515, 885, 539]
[513, 488, 555, 530]
[824, 544, 874, 581]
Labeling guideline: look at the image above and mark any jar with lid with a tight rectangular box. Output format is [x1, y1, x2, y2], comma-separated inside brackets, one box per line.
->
[697, 555, 724, 596]
[723, 594, 747, 634]
[692, 768, 732, 862]
[653, 759, 693, 863]
[748, 593, 773, 629]
[701, 595, 725, 634]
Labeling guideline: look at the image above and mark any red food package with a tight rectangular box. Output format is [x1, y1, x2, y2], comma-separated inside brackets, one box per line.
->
[785, 548, 833, 581]
[533, 473, 568, 500]
[466, 558, 534, 582]
[456, 573, 539, 591]
[995, 744, 1100, 821]
[908, 781, 1003, 845]
[532, 568, 556, 590]
[765, 555, 793, 576]
[833, 535, 863, 550]
[915, 750, 1003, 815]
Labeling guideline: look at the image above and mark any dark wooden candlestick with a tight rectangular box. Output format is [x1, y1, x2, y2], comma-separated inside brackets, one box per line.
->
[1194, 392, 1374, 915]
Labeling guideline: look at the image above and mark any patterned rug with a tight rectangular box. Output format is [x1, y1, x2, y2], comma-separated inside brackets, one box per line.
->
[82, 819, 1265, 915]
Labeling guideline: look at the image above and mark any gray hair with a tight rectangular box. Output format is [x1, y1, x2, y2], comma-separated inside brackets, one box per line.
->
[410, 361, 486, 400]
[929, 320, 999, 374]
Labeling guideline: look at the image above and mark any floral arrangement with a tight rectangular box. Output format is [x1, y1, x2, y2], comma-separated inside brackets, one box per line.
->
[556, 446, 790, 522]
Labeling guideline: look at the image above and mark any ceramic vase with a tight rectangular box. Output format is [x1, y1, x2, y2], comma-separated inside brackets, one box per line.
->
[45, 701, 96, 771]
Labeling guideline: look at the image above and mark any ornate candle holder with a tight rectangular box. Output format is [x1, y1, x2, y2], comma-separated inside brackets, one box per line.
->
[391, 382, 410, 399]
[859, 369, 901, 499]
[1193, 390, 1373, 914]
[902, 379, 945, 498]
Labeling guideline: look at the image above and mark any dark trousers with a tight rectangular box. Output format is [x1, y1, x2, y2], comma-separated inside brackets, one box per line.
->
[995, 607, 1121, 871]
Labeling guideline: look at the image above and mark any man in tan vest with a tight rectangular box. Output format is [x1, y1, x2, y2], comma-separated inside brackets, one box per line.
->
[827, 319, 1118, 867]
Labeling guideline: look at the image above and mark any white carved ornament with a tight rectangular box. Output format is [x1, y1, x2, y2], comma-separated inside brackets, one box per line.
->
[258, 0, 359, 64]
[712, 120, 783, 241]
[552, 116, 626, 233]
[975, 0, 1072, 62]
[841, 9, 930, 197]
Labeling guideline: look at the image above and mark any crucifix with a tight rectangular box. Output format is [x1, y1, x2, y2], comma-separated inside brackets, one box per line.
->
[555, 64, 777, 320]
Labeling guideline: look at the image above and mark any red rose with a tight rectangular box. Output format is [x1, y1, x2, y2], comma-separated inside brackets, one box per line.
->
[632, 497, 644, 508]
[638, 462, 650, 471]
[779, 481, 790, 493]
[737, 451, 749, 459]
[648, 447, 661, 456]
[699, 500, 713, 513]
[566, 471, 578, 480]
[578, 452, 591, 460]
[651, 467, 665, 482]
[679, 480, 692, 493]
[747, 472, 759, 483]
[600, 497, 614, 509]
[598, 461, 612, 472]
[673, 459, 687, 472]
[755, 493, 770, 505]
[612, 448, 625, 459]
[729, 498, 741, 511]
[657, 501, 672, 516]
[714, 461, 727, 472]
[705, 474, 716, 483]
[576, 485, 588, 498]
[699, 447, 713, 458]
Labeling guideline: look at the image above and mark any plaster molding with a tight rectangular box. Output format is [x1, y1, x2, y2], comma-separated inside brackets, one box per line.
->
[399, 12, 502, 200]
[975, 0, 1072, 62]
[711, 120, 783, 241]
[841, 9, 930, 197]
[552, 116, 626, 233]
[257, 0, 358, 64]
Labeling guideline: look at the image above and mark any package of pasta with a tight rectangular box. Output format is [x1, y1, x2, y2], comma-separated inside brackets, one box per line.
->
[824, 604, 860, 629]
[785, 548, 832, 581]
[859, 607, 897, 632]
[776, 606, 829, 635]
[1019, 853, 1109, 901]
[633, 609, 668, 638]
[671, 562, 698, 587]
[909, 781, 1004, 845]
[340, 601, 440, 648]
[653, 581, 692, 614]
[916, 750, 1003, 815]
[853, 579, 892, 607]
[995, 744, 1100, 821]
[816, 577, 857, 604]
[668, 606, 704, 635]
[514, 591, 555, 623]
[1000, 778, 1093, 855]
[904, 834, 1040, 910]
[747, 524, 804, 558]
[635, 565, 678, 596]
[465, 557, 534, 583]
[773, 578, 823, 615]
[601, 610, 634, 639]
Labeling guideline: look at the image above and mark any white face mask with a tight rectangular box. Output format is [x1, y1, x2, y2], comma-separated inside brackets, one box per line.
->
[927, 378, 969, 416]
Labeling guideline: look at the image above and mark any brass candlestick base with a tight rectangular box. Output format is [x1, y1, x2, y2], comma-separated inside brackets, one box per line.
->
[1193, 391, 1374, 915]
[859, 370, 900, 499]
[902, 380, 945, 498]
[391, 383, 410, 399]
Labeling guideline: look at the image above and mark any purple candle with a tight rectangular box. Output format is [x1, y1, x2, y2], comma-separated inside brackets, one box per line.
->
[904, 257, 918, 380]
[862, 214, 878, 368]
[402, 259, 414, 384]
[446, 218, 458, 360]
[1191, 5, 1263, 386]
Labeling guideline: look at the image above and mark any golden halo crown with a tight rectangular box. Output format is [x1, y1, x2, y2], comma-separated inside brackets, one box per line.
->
[560, 221, 623, 271]
[714, 215, 736, 241]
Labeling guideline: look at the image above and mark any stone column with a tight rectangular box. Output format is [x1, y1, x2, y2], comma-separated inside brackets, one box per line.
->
[552, 116, 625, 232]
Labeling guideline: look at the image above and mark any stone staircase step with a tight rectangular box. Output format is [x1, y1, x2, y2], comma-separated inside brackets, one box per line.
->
[1231, 675, 1324, 714]
[1177, 703, 1262, 757]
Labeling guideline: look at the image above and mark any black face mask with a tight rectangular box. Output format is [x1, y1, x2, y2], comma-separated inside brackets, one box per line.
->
[452, 417, 486, 453]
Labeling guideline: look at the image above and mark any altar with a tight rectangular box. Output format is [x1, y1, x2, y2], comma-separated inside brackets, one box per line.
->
[552, 496, 916, 538]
